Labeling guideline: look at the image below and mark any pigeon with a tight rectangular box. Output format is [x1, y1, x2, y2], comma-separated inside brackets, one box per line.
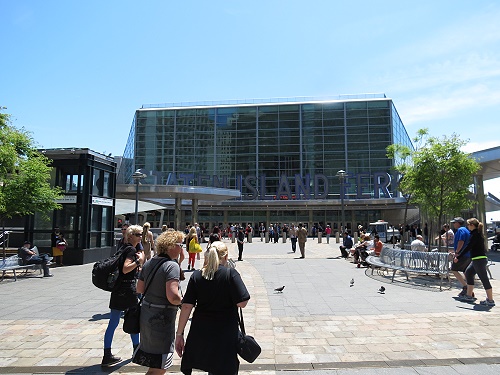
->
[378, 286, 385, 294]
[350, 278, 354, 287]
[274, 286, 285, 293]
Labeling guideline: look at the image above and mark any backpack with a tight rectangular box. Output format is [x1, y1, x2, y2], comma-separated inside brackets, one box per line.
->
[92, 248, 126, 292]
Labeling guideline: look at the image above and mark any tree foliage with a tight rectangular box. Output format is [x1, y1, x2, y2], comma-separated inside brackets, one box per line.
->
[387, 129, 481, 248]
[401, 133, 480, 222]
[0, 107, 62, 222]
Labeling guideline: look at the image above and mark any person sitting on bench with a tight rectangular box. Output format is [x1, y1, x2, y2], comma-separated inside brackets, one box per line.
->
[340, 231, 353, 258]
[19, 241, 53, 277]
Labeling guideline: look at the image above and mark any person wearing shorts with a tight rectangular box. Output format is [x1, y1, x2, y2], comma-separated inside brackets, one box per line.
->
[450, 217, 471, 298]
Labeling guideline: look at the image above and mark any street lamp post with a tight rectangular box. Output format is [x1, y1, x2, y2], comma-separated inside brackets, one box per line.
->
[132, 169, 146, 225]
[336, 170, 346, 232]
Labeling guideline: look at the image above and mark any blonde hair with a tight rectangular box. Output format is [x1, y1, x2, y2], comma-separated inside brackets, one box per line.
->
[126, 225, 142, 242]
[142, 222, 151, 242]
[187, 227, 197, 243]
[467, 218, 484, 233]
[202, 241, 228, 280]
[156, 230, 185, 255]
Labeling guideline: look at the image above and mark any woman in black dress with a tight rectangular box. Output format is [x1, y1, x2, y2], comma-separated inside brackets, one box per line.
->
[175, 241, 250, 375]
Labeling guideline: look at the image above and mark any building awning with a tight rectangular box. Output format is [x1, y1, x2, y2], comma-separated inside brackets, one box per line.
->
[116, 184, 241, 202]
[114, 199, 167, 215]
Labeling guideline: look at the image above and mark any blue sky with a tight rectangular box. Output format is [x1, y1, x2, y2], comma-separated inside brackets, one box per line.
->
[1, 1, 499, 211]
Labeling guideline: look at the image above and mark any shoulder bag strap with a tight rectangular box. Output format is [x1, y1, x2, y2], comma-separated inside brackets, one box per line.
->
[238, 307, 246, 335]
[140, 257, 169, 302]
[226, 267, 246, 334]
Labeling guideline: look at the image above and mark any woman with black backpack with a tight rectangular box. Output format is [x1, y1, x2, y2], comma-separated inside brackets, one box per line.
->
[101, 224, 145, 367]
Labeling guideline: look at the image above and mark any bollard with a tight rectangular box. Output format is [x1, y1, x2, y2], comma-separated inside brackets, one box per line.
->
[318, 232, 322, 243]
[282, 231, 286, 243]
[265, 232, 269, 243]
[231, 232, 236, 243]
[248, 232, 252, 243]
[336, 232, 340, 243]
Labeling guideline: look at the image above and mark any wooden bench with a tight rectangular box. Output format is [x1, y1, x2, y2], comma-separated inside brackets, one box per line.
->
[366, 247, 451, 290]
[0, 255, 43, 281]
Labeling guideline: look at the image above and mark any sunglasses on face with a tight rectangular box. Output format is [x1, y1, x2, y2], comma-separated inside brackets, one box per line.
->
[134, 233, 143, 237]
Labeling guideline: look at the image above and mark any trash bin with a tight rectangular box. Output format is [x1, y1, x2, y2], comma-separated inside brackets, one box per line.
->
[318, 232, 322, 243]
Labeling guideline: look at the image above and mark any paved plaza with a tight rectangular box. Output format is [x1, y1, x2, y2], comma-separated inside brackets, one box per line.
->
[1, 237, 500, 374]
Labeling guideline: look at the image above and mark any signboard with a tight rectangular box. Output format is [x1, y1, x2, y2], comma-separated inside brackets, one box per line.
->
[92, 197, 114, 207]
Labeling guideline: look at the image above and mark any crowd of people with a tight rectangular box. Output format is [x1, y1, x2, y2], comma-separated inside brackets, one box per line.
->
[96, 215, 495, 373]
[100, 222, 250, 374]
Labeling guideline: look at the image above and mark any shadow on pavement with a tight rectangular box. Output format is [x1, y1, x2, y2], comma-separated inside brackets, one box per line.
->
[89, 313, 111, 321]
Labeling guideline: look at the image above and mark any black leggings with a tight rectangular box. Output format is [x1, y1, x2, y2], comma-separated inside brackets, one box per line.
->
[465, 258, 492, 290]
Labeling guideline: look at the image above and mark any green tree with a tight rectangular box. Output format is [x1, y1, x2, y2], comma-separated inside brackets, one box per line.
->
[392, 130, 480, 250]
[0, 107, 63, 258]
[386, 129, 428, 243]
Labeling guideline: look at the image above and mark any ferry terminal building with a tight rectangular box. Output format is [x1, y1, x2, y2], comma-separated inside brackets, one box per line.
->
[117, 94, 417, 233]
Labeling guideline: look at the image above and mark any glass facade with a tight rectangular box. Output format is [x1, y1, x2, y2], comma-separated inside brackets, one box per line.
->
[120, 96, 413, 201]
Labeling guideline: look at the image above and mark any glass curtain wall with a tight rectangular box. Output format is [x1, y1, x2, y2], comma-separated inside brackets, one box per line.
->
[127, 99, 413, 200]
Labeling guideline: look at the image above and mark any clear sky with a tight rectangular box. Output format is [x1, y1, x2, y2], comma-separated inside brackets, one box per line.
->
[1, 1, 499, 208]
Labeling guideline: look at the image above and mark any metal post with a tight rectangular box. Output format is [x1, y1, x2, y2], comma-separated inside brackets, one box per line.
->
[132, 170, 146, 225]
[336, 170, 346, 233]
[134, 179, 139, 224]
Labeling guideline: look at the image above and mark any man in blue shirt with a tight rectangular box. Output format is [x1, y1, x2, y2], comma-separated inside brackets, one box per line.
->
[340, 231, 353, 259]
[451, 217, 471, 298]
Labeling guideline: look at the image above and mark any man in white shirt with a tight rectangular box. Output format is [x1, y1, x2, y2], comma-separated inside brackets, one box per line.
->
[411, 235, 427, 251]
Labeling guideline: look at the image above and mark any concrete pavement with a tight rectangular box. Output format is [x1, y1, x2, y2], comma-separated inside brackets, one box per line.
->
[1, 237, 500, 374]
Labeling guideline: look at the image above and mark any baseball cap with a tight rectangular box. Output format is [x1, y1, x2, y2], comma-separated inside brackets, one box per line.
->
[451, 217, 465, 223]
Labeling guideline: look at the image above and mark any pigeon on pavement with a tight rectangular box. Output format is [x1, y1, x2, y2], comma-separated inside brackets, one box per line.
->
[350, 278, 354, 287]
[274, 286, 285, 293]
[378, 286, 386, 294]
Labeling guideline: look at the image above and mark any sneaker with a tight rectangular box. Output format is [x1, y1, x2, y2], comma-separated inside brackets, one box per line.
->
[101, 354, 121, 367]
[458, 286, 467, 297]
[459, 294, 477, 303]
[480, 299, 495, 307]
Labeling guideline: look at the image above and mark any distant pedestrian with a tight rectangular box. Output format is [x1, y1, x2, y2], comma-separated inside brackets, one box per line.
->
[141, 222, 155, 260]
[289, 223, 298, 252]
[237, 227, 245, 261]
[297, 223, 308, 258]
[325, 225, 332, 244]
[259, 223, 265, 241]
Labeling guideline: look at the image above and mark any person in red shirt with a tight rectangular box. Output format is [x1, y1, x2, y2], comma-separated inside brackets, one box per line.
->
[371, 235, 383, 256]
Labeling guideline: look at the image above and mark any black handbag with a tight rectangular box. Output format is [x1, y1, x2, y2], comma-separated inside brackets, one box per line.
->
[237, 307, 261, 363]
[123, 258, 168, 334]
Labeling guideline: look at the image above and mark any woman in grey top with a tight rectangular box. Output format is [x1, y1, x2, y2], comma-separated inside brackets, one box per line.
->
[133, 229, 184, 374]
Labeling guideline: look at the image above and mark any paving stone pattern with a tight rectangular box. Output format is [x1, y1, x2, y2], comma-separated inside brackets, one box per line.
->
[1, 238, 500, 374]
